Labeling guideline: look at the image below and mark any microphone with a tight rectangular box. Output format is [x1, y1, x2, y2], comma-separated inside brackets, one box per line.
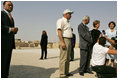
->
[102, 30, 106, 35]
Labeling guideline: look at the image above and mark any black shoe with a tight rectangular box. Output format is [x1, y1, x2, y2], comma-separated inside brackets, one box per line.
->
[66, 73, 73, 76]
[40, 58, 43, 60]
[1, 75, 8, 78]
[60, 76, 68, 78]
[70, 59, 74, 61]
[85, 71, 94, 74]
[79, 72, 84, 76]
[97, 73, 102, 78]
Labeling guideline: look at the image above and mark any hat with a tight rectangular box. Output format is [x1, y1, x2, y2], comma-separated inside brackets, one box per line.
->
[63, 9, 74, 15]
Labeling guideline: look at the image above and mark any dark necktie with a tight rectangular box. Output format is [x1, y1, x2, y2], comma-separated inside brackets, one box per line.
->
[9, 13, 13, 23]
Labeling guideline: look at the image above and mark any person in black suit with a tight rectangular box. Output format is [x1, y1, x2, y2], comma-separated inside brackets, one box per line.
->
[70, 28, 76, 61]
[40, 30, 48, 59]
[78, 16, 93, 76]
[1, 1, 18, 78]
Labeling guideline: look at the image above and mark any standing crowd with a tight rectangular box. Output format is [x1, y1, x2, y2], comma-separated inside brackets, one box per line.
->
[1, 1, 117, 78]
[56, 9, 117, 78]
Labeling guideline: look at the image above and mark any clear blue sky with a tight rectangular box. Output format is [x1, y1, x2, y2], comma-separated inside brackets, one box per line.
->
[1, 1, 117, 42]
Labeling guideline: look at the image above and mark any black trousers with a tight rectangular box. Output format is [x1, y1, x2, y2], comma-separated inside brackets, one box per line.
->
[1, 47, 13, 78]
[92, 65, 117, 78]
[41, 46, 47, 59]
[70, 47, 74, 60]
[79, 47, 92, 73]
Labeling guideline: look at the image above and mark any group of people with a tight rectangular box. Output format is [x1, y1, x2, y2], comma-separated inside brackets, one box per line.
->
[1, 1, 117, 78]
[1, 1, 76, 78]
[39, 29, 76, 61]
[56, 9, 117, 78]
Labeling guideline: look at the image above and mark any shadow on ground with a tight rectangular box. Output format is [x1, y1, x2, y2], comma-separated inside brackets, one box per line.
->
[9, 65, 58, 78]
[47, 56, 59, 59]
[70, 67, 79, 74]
[73, 58, 80, 61]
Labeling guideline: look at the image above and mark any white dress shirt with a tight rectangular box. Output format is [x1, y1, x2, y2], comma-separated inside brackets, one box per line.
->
[4, 9, 11, 18]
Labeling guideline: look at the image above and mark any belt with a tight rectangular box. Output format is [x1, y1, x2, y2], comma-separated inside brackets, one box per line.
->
[63, 37, 72, 39]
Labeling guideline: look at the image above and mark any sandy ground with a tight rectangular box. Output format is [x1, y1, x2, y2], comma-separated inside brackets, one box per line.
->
[9, 48, 97, 78]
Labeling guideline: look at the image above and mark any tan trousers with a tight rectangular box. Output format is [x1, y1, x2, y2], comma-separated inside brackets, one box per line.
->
[59, 38, 71, 77]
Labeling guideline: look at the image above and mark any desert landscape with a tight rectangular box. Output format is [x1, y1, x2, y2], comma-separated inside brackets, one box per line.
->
[9, 48, 96, 78]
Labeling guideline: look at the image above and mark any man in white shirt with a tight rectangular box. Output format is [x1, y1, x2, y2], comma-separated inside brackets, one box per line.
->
[91, 37, 117, 78]
[56, 9, 73, 78]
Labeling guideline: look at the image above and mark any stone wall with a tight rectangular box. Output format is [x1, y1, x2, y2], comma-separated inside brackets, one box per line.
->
[15, 39, 79, 49]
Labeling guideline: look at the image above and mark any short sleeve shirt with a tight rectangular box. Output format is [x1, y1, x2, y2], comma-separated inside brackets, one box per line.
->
[91, 29, 101, 46]
[56, 17, 72, 38]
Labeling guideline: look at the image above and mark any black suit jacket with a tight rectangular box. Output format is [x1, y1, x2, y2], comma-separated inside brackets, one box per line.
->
[1, 10, 15, 49]
[40, 34, 48, 48]
[72, 33, 76, 48]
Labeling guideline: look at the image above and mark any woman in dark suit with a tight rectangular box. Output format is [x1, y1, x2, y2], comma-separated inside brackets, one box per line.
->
[40, 30, 48, 59]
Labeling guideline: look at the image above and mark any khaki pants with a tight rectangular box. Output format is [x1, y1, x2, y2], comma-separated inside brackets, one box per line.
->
[59, 38, 71, 77]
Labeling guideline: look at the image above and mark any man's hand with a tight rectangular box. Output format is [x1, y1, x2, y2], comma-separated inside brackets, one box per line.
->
[10, 27, 18, 34]
[105, 35, 116, 45]
[14, 27, 18, 34]
[109, 45, 113, 49]
[57, 29, 66, 49]
[88, 41, 93, 46]
[61, 42, 66, 49]
[104, 35, 108, 39]
[10, 27, 15, 32]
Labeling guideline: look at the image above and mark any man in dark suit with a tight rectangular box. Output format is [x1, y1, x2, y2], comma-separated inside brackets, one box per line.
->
[78, 16, 93, 76]
[70, 28, 76, 61]
[1, 1, 18, 78]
